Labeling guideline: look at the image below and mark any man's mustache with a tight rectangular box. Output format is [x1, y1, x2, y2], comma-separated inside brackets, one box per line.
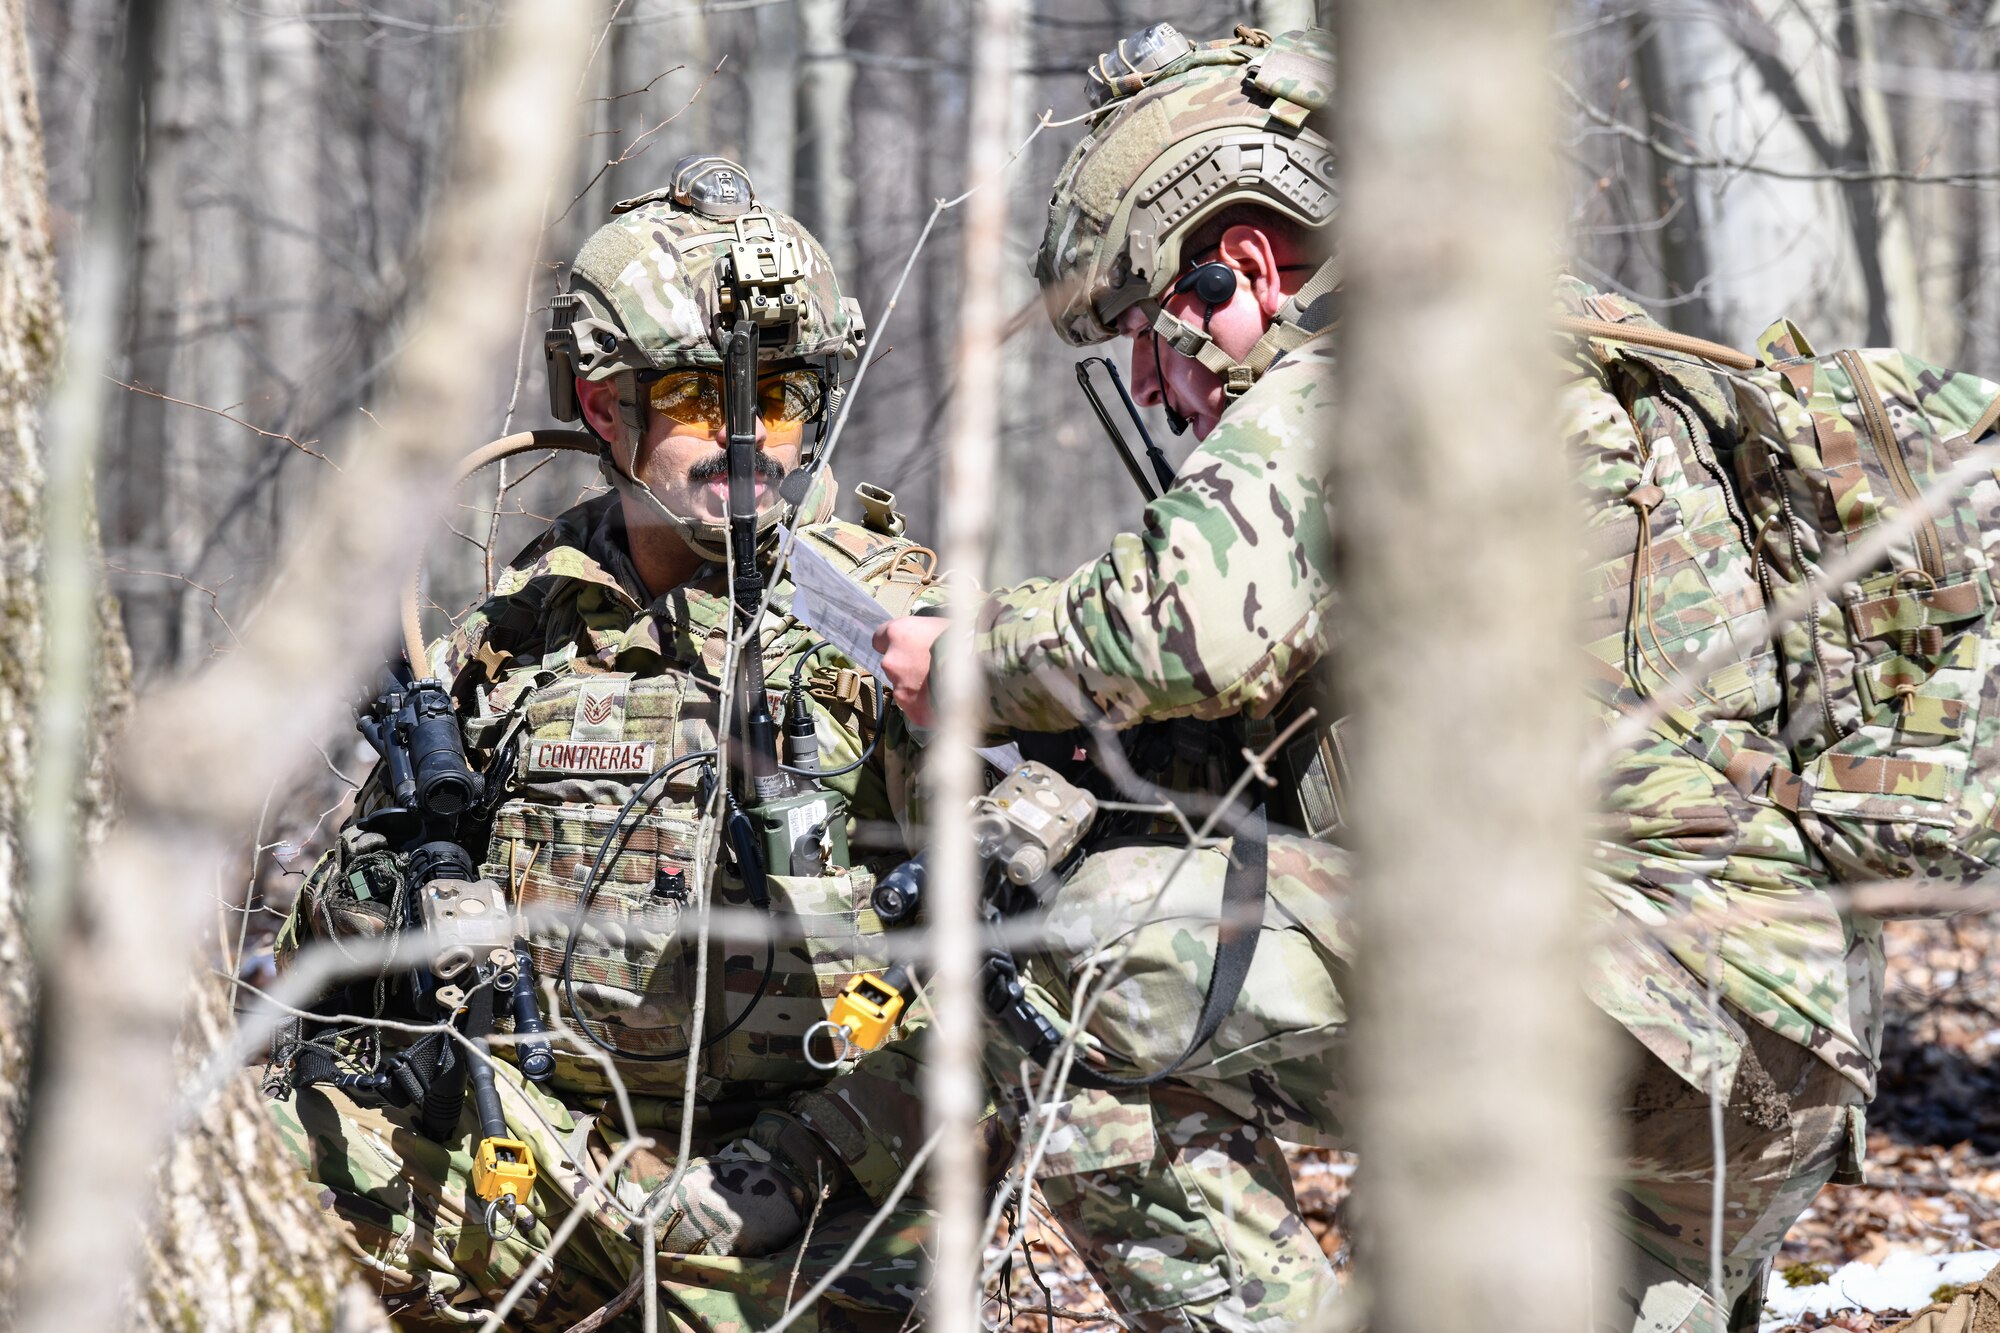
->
[687, 451, 786, 484]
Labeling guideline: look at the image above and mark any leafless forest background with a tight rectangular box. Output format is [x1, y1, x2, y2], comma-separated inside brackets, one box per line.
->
[31, 0, 2000, 955]
[16, 0, 2000, 1327]
[31, 0, 2000, 685]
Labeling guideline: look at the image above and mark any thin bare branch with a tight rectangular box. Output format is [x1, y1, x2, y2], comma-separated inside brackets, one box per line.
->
[110, 377, 335, 464]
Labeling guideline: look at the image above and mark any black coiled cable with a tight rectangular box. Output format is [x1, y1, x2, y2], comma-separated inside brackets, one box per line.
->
[557, 749, 778, 1062]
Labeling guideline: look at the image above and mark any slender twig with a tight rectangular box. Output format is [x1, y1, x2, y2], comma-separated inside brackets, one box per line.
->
[110, 377, 335, 464]
[553, 56, 729, 227]
[1555, 70, 2000, 186]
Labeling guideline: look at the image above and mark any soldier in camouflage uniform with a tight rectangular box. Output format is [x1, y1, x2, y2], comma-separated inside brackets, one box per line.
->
[877, 25, 1348, 1330]
[265, 157, 960, 1332]
[876, 24, 1874, 1333]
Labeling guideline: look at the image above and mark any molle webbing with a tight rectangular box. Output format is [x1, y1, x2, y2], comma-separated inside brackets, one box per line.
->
[1726, 335, 2000, 883]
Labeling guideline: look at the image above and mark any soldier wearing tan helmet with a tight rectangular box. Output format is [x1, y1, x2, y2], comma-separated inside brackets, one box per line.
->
[877, 24, 1348, 1330]
[263, 156, 966, 1331]
[877, 22, 1874, 1333]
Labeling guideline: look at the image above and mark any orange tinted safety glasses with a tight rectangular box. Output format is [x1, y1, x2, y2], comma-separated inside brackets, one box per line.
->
[644, 367, 826, 439]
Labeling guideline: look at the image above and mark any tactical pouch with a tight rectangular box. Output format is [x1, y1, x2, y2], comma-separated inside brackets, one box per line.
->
[485, 796, 703, 1094]
[281, 826, 405, 966]
[1727, 332, 2000, 881]
[698, 866, 895, 1095]
[1244, 26, 1333, 126]
[1563, 286, 1785, 729]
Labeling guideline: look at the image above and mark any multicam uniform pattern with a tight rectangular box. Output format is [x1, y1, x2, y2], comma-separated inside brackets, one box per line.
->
[1558, 278, 1879, 1101]
[1725, 331, 2000, 887]
[968, 276, 1949, 1330]
[1560, 279, 1882, 1328]
[556, 178, 862, 380]
[967, 337, 1349, 1331]
[994, 26, 1350, 1326]
[976, 339, 1335, 731]
[268, 493, 948, 1331]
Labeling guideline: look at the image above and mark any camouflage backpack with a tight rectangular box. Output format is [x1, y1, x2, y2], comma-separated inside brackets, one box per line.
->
[1726, 325, 2000, 881]
[1566, 295, 2000, 884]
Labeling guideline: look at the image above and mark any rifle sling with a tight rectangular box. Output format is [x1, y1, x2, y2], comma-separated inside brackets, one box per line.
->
[1059, 805, 1268, 1091]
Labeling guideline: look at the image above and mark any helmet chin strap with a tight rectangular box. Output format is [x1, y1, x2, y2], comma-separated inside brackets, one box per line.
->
[594, 370, 791, 566]
[1141, 253, 1341, 400]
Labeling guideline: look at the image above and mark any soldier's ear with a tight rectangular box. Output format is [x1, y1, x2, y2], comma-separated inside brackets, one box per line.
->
[576, 377, 622, 442]
[1216, 223, 1287, 318]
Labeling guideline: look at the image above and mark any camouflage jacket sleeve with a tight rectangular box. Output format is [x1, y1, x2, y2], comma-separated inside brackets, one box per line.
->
[975, 343, 1335, 730]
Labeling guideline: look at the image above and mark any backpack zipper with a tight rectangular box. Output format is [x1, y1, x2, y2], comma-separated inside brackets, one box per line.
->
[1840, 348, 1946, 583]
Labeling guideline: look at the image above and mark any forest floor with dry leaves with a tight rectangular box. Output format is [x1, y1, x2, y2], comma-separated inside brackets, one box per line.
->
[999, 916, 2000, 1330]
[1760, 915, 2000, 1331]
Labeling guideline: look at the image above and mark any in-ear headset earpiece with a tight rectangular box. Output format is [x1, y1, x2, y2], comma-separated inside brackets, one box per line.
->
[1151, 259, 1242, 436]
[1175, 260, 1239, 309]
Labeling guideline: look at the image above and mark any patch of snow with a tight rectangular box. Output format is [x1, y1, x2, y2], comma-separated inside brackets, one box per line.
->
[1761, 1249, 2000, 1330]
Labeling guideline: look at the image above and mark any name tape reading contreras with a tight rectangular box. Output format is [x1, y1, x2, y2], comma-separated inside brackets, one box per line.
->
[530, 740, 658, 775]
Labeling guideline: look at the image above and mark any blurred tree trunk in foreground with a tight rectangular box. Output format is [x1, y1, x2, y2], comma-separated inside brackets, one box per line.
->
[138, 977, 389, 1333]
[12, 3, 593, 1330]
[1, 2, 377, 1326]
[1340, 0, 1604, 1328]
[0, 0, 65, 1297]
[0, 0, 137, 1302]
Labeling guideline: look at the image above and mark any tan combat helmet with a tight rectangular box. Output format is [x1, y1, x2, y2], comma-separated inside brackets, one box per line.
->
[545, 154, 866, 560]
[1036, 24, 1336, 398]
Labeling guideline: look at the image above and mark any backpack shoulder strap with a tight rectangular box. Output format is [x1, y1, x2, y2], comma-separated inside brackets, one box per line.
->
[1555, 314, 1759, 372]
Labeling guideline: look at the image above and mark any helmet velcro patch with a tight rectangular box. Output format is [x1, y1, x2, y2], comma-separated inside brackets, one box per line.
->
[1075, 100, 1173, 221]
[571, 224, 653, 300]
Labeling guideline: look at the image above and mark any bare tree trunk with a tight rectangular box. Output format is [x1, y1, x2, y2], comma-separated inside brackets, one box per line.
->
[1727, 0, 1894, 343]
[1627, 10, 1718, 342]
[601, 2, 706, 213]
[742, 3, 799, 215]
[844, 0, 940, 530]
[251, 0, 321, 515]
[111, 0, 188, 674]
[5, 3, 373, 1328]
[1340, 0, 1602, 1329]
[191, 0, 259, 632]
[796, 0, 853, 273]
[928, 3, 1019, 1327]
[1254, 0, 1316, 33]
[138, 977, 390, 1333]
[1964, 8, 2000, 371]
[13, 5, 597, 1329]
[0, 0, 65, 1298]
[1836, 0, 1921, 348]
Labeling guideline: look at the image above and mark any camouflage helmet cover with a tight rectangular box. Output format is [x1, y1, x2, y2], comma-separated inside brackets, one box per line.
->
[547, 154, 865, 421]
[542, 155, 864, 561]
[1036, 24, 1335, 348]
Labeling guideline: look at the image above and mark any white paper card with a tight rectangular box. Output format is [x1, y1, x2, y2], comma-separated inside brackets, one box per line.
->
[978, 742, 1026, 772]
[783, 536, 1025, 774]
[785, 537, 892, 677]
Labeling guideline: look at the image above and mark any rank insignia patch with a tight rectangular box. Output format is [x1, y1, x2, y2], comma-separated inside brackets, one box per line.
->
[572, 676, 629, 741]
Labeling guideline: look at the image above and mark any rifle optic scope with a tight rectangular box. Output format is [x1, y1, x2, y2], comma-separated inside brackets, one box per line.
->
[404, 681, 481, 816]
